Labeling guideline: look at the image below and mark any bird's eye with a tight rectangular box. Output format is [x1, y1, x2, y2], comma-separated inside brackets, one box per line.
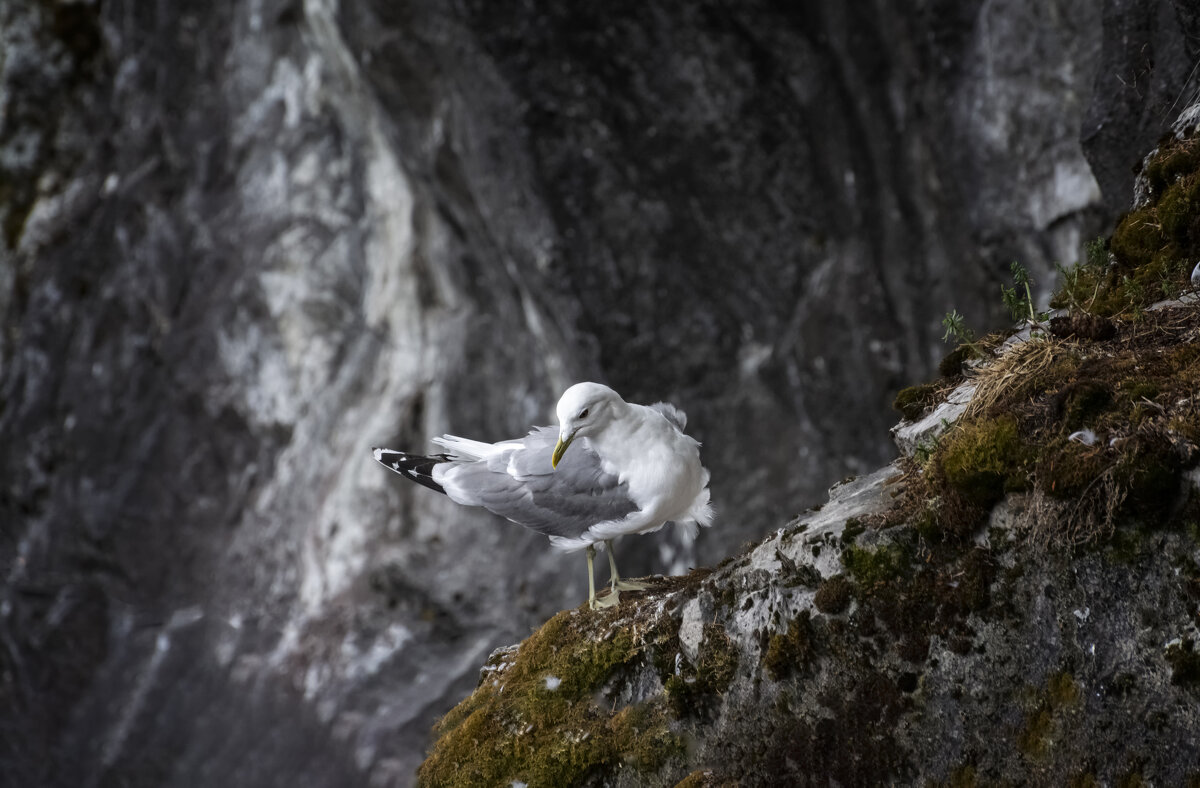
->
[579, 408, 589, 419]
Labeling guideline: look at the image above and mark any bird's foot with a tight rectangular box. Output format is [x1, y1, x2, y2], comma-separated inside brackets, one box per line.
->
[613, 578, 649, 592]
[590, 588, 622, 609]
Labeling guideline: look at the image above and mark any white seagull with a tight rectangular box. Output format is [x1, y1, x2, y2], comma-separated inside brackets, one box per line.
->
[372, 382, 713, 609]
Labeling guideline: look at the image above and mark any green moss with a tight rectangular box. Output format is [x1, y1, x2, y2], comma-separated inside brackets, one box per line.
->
[813, 575, 852, 615]
[1046, 671, 1081, 707]
[911, 504, 940, 542]
[1037, 438, 1109, 499]
[1143, 137, 1200, 195]
[1063, 382, 1114, 431]
[1053, 135, 1200, 314]
[842, 542, 911, 589]
[1119, 380, 1160, 403]
[1116, 379, 1164, 426]
[665, 623, 739, 717]
[763, 611, 813, 680]
[938, 416, 1032, 508]
[1109, 208, 1166, 273]
[840, 518, 867, 546]
[1019, 707, 1055, 758]
[1036, 427, 1184, 544]
[1051, 258, 1103, 311]
[1114, 434, 1183, 520]
[650, 617, 685, 678]
[611, 703, 686, 772]
[1103, 527, 1147, 564]
[1158, 172, 1200, 249]
[419, 610, 683, 787]
[938, 344, 974, 378]
[1018, 671, 1080, 759]
[944, 764, 979, 787]
[894, 382, 941, 421]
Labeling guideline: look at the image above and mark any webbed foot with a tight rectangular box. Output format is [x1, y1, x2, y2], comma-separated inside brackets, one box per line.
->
[591, 588, 622, 609]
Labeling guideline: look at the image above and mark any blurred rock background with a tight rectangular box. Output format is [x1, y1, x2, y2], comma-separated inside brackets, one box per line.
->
[1, 1, 1196, 784]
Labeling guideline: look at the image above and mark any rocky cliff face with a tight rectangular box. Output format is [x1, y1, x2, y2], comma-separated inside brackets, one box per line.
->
[1, 1, 1198, 785]
[419, 110, 1200, 786]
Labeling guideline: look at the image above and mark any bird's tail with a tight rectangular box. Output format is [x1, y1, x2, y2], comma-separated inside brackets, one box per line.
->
[430, 434, 509, 461]
[372, 448, 449, 494]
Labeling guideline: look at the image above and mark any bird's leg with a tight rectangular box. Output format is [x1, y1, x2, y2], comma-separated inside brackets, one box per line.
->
[605, 539, 648, 592]
[589, 541, 622, 609]
[587, 544, 598, 610]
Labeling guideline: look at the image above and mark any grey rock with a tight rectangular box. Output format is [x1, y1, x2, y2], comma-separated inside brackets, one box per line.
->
[426, 463, 1200, 786]
[892, 381, 978, 458]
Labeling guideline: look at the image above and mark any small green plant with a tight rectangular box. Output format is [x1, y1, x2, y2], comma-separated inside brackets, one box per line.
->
[913, 437, 939, 466]
[942, 309, 971, 343]
[942, 309, 985, 359]
[1085, 236, 1108, 268]
[1001, 261, 1039, 323]
[1123, 275, 1146, 318]
[1053, 262, 1083, 310]
[1051, 238, 1109, 312]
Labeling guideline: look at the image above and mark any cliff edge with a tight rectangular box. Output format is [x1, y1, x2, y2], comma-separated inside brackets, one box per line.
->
[417, 102, 1200, 787]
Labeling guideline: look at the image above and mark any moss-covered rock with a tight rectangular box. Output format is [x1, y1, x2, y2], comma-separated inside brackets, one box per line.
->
[813, 574, 852, 615]
[763, 611, 813, 680]
[1055, 135, 1200, 315]
[1037, 438, 1110, 499]
[842, 541, 911, 589]
[1018, 672, 1082, 759]
[894, 381, 943, 421]
[421, 118, 1200, 788]
[665, 622, 739, 717]
[938, 415, 1032, 507]
[418, 609, 683, 787]
[939, 343, 976, 378]
[1062, 381, 1114, 431]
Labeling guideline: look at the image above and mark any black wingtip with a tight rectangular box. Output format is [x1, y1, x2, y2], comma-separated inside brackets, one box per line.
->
[372, 448, 447, 494]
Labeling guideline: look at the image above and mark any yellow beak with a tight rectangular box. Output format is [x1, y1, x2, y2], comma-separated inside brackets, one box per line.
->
[551, 434, 574, 468]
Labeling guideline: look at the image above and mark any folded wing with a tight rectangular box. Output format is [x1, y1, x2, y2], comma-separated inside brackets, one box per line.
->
[436, 426, 640, 541]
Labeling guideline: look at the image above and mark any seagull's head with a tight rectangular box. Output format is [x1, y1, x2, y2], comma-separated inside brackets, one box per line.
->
[552, 382, 624, 468]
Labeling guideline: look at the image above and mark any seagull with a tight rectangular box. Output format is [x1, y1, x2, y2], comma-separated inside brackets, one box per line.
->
[372, 382, 713, 609]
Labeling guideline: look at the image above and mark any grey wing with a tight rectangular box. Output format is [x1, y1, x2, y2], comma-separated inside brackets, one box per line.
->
[649, 401, 687, 431]
[438, 426, 639, 539]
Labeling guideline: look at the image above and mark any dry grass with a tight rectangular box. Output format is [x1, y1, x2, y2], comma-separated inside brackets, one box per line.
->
[1019, 471, 1128, 549]
[962, 335, 1063, 422]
